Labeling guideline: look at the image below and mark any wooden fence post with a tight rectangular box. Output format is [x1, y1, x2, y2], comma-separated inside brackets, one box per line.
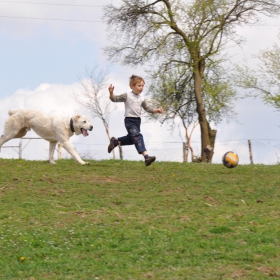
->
[248, 140, 254, 164]
[19, 138, 22, 159]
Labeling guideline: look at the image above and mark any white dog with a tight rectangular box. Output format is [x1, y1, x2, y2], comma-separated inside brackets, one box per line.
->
[0, 109, 93, 165]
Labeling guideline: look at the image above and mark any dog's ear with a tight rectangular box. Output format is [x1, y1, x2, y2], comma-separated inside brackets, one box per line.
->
[74, 115, 81, 122]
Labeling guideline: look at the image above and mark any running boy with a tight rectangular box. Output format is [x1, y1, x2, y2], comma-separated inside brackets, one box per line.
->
[108, 75, 163, 166]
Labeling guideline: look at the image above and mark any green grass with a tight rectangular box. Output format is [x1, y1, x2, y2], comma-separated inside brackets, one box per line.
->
[0, 158, 280, 279]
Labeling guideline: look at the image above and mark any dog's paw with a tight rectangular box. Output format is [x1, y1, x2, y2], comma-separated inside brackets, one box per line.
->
[50, 160, 57, 164]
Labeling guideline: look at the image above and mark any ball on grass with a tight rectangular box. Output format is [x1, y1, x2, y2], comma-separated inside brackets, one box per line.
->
[222, 151, 239, 168]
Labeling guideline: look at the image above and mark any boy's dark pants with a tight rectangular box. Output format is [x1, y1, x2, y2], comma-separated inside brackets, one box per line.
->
[118, 117, 146, 154]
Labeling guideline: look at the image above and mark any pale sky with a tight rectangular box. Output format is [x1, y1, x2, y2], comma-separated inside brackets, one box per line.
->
[1, 0, 280, 165]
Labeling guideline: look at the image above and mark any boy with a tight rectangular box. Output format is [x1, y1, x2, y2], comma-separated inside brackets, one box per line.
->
[108, 75, 163, 166]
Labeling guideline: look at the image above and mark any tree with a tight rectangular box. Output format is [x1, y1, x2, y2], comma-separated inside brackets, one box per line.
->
[103, 0, 280, 162]
[74, 67, 122, 159]
[147, 61, 235, 162]
[235, 32, 280, 110]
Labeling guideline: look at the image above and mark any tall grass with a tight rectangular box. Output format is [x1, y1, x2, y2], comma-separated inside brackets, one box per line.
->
[0, 159, 280, 279]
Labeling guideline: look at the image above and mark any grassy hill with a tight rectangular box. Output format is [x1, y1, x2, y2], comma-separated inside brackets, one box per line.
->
[0, 159, 280, 279]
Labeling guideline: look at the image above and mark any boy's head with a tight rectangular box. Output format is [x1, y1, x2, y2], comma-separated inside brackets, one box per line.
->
[129, 75, 145, 95]
[129, 75, 145, 87]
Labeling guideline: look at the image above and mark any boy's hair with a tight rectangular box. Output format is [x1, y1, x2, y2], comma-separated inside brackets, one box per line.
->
[129, 75, 145, 86]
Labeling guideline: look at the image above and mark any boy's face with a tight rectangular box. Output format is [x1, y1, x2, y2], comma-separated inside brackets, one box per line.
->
[130, 81, 145, 95]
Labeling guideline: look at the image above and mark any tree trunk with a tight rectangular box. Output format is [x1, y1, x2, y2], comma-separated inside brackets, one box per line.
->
[105, 125, 115, 159]
[118, 144, 123, 160]
[193, 61, 211, 163]
[183, 142, 188, 162]
[207, 122, 217, 163]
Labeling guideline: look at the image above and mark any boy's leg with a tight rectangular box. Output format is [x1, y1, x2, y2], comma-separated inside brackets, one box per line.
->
[123, 117, 146, 154]
[125, 118, 156, 166]
[117, 135, 133, 146]
[144, 155, 156, 166]
[108, 137, 119, 153]
[108, 118, 156, 166]
[107, 118, 138, 153]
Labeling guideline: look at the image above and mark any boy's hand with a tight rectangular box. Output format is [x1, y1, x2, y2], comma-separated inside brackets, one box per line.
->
[108, 84, 114, 95]
[155, 108, 163, 114]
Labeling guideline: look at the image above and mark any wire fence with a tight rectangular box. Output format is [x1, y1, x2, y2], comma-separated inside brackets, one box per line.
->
[1, 138, 280, 165]
[69, 139, 280, 165]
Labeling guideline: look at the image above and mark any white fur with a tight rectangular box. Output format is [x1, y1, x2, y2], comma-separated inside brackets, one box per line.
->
[0, 109, 93, 165]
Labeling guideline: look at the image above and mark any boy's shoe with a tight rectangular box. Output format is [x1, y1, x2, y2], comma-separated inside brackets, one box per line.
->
[145, 156, 156, 166]
[108, 137, 117, 153]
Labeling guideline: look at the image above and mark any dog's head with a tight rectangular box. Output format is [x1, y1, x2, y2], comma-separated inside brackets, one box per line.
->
[72, 115, 93, 136]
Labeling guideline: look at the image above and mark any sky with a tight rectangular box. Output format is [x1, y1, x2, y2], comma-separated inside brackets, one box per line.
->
[0, 0, 280, 165]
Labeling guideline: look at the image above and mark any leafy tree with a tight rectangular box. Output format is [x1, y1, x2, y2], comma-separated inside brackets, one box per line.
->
[103, 0, 280, 162]
[235, 33, 280, 110]
[147, 61, 235, 162]
[147, 65, 199, 162]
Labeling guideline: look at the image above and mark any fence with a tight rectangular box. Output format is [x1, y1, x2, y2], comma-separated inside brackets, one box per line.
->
[1, 137, 62, 160]
[1, 138, 280, 165]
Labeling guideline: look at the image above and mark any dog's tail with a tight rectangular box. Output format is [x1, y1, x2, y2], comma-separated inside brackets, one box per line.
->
[8, 109, 19, 116]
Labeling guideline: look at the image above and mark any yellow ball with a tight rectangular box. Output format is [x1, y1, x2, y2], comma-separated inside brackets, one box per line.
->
[222, 151, 239, 168]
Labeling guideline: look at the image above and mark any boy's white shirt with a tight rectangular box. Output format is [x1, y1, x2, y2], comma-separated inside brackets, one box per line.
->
[110, 91, 154, 117]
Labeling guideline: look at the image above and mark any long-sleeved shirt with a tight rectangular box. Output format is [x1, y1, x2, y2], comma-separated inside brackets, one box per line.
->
[110, 91, 154, 118]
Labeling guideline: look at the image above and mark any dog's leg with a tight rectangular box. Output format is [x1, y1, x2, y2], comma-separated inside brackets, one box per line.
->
[0, 121, 29, 150]
[0, 128, 29, 152]
[61, 141, 89, 165]
[0, 135, 4, 151]
[49, 141, 58, 164]
[0, 134, 11, 152]
[0, 133, 17, 149]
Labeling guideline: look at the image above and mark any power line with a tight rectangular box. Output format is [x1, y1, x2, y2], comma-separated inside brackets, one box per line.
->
[0, 1, 102, 7]
[72, 139, 280, 146]
[253, 25, 280, 27]
[0, 2, 280, 26]
[0, 15, 279, 26]
[0, 2, 279, 26]
[0, 15, 103, 22]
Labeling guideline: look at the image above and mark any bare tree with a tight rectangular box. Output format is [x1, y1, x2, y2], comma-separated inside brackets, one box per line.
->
[176, 121, 199, 162]
[74, 67, 121, 159]
[103, 0, 280, 162]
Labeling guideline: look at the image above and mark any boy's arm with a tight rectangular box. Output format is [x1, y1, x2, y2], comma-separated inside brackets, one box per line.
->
[108, 84, 127, 102]
[142, 99, 163, 114]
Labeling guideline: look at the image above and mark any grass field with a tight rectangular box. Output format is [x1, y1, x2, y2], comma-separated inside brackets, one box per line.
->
[0, 158, 280, 279]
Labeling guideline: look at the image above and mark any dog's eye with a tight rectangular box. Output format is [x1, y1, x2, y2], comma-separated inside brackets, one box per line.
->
[83, 121, 86, 123]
